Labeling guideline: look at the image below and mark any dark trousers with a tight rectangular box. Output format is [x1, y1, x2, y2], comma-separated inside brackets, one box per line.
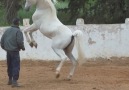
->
[7, 51, 20, 81]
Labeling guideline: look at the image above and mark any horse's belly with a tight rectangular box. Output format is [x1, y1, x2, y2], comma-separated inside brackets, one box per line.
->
[40, 24, 72, 39]
[40, 23, 62, 38]
[40, 28, 56, 39]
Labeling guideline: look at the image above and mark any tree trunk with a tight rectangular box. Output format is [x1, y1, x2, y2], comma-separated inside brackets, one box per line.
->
[4, 0, 19, 24]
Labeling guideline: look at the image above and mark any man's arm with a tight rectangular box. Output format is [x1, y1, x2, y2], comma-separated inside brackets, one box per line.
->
[16, 31, 25, 50]
[0, 33, 5, 49]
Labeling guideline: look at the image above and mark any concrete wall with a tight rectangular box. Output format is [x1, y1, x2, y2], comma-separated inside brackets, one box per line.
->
[0, 18, 129, 60]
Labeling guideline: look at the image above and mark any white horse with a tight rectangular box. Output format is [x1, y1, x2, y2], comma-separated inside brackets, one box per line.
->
[24, 0, 85, 80]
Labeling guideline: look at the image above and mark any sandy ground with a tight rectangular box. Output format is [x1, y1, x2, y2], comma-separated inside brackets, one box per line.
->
[0, 58, 129, 90]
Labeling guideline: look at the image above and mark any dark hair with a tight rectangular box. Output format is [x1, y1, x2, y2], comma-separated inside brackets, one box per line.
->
[12, 18, 20, 25]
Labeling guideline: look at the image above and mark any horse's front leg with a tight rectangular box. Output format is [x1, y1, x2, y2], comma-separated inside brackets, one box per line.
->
[24, 24, 38, 47]
[29, 29, 38, 48]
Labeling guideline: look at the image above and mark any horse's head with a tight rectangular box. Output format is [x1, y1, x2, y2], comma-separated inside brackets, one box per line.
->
[25, 0, 37, 11]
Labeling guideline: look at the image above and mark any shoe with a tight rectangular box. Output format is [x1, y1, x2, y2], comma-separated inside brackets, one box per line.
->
[7, 80, 12, 85]
[12, 81, 21, 87]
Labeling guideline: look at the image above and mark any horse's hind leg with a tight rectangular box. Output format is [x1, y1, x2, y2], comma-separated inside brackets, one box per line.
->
[65, 52, 77, 80]
[64, 38, 77, 80]
[52, 48, 67, 78]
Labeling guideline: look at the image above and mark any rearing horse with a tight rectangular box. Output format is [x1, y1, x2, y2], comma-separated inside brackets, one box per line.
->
[24, 0, 85, 80]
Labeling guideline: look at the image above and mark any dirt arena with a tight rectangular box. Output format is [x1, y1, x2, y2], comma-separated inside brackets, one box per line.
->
[0, 58, 129, 90]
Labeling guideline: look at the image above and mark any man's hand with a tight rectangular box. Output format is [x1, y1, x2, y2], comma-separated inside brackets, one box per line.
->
[22, 47, 25, 51]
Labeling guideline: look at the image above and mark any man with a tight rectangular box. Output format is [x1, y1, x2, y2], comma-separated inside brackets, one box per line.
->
[1, 18, 25, 87]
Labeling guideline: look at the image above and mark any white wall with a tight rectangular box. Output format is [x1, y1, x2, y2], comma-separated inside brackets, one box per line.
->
[0, 18, 129, 60]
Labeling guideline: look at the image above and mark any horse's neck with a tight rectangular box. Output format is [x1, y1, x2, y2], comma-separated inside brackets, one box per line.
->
[36, 0, 56, 16]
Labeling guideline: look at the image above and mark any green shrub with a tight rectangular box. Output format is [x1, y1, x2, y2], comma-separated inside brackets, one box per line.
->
[18, 6, 35, 25]
[0, 8, 9, 26]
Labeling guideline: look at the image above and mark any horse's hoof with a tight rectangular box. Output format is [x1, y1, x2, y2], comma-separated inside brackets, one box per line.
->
[29, 42, 33, 47]
[67, 78, 71, 81]
[66, 75, 72, 81]
[64, 78, 71, 81]
[56, 73, 60, 78]
[34, 44, 38, 48]
[33, 42, 38, 48]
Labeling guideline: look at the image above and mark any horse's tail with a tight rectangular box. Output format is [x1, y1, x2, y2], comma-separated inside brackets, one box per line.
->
[73, 30, 86, 65]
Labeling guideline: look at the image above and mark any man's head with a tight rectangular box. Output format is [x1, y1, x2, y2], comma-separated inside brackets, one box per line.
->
[12, 18, 20, 26]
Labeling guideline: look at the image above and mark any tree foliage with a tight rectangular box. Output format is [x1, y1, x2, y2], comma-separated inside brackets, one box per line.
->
[85, 0, 129, 24]
[59, 0, 129, 24]
[0, 0, 129, 25]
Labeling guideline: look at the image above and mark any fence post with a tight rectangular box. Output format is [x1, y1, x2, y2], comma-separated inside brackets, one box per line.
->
[76, 18, 84, 31]
[125, 18, 129, 29]
[23, 18, 30, 26]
